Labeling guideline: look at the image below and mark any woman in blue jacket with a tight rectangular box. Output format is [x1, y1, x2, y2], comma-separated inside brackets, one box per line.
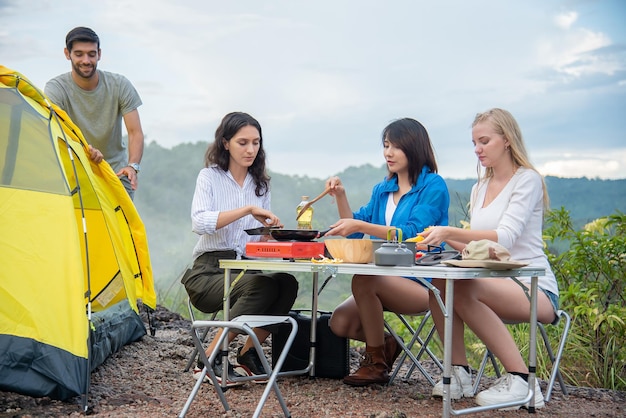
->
[324, 117, 450, 386]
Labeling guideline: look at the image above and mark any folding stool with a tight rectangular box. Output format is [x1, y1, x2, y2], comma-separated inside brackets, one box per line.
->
[179, 315, 298, 418]
[182, 297, 219, 372]
[472, 309, 571, 402]
[385, 311, 443, 385]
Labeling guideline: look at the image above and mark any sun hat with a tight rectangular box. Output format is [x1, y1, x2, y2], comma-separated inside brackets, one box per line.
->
[442, 239, 529, 269]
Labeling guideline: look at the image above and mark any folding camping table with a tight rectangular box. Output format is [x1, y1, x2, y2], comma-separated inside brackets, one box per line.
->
[200, 259, 544, 418]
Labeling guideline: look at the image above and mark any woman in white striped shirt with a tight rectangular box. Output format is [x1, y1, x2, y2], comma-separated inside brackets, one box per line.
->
[182, 112, 298, 386]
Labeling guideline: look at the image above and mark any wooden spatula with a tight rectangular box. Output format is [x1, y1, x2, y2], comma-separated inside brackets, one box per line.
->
[296, 187, 331, 220]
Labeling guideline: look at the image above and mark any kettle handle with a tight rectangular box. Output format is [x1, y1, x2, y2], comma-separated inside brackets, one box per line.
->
[386, 227, 403, 243]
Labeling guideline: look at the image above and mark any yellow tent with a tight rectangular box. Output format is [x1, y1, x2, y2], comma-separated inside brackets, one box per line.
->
[0, 65, 156, 406]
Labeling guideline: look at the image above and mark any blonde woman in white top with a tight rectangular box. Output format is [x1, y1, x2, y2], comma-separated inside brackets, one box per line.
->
[420, 108, 559, 409]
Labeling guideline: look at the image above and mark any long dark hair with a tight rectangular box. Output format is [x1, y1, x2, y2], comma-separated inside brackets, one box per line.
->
[204, 112, 270, 196]
[382, 118, 438, 185]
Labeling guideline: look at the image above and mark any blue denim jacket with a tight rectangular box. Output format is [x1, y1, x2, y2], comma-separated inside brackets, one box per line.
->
[349, 166, 450, 240]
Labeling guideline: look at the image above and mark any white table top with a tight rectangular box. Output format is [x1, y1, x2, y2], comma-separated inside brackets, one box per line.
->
[220, 258, 545, 279]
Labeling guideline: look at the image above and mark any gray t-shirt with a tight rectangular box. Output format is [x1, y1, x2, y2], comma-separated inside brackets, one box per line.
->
[44, 70, 142, 172]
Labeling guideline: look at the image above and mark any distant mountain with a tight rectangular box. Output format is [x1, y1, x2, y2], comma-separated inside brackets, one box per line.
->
[134, 141, 626, 288]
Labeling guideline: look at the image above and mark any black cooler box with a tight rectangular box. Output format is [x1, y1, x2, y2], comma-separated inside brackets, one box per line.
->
[272, 310, 349, 379]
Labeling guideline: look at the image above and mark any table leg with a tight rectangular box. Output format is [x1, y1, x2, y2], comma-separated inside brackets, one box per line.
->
[223, 268, 231, 321]
[442, 278, 454, 418]
[309, 271, 319, 377]
[443, 275, 540, 416]
[528, 276, 538, 412]
[220, 268, 232, 387]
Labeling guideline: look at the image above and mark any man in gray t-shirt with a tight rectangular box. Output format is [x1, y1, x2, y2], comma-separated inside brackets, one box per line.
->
[45, 26, 144, 200]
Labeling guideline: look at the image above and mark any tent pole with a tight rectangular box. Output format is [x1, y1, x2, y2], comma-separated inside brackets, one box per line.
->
[51, 108, 93, 413]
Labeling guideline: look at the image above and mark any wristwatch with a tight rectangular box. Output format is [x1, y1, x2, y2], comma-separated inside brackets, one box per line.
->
[128, 163, 141, 174]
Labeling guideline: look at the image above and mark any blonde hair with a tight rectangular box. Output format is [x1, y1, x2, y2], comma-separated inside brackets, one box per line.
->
[472, 108, 550, 209]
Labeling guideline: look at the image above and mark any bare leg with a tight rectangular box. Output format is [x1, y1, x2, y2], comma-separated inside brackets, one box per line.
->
[330, 295, 366, 341]
[453, 279, 555, 373]
[341, 275, 430, 386]
[351, 275, 385, 346]
[351, 274, 430, 347]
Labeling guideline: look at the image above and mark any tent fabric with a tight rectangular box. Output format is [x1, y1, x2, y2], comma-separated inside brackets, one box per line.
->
[0, 333, 88, 400]
[90, 301, 147, 372]
[0, 65, 156, 401]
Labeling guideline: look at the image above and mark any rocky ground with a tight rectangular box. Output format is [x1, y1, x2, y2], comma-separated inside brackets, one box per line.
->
[1, 305, 624, 418]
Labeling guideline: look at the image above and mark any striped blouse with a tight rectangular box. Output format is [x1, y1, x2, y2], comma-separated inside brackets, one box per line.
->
[190, 165, 270, 260]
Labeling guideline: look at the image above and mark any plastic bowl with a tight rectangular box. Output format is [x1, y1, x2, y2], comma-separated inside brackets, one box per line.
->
[324, 239, 373, 263]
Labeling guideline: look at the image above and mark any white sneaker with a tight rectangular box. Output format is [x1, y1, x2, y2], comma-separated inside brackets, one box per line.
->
[475, 373, 545, 410]
[432, 365, 473, 400]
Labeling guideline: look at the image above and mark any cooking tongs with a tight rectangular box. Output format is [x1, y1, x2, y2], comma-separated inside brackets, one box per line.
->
[296, 187, 331, 220]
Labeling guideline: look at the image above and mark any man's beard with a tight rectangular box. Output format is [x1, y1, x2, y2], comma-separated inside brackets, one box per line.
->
[72, 61, 97, 79]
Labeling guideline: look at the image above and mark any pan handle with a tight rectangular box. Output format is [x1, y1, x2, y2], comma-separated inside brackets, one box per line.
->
[317, 227, 333, 238]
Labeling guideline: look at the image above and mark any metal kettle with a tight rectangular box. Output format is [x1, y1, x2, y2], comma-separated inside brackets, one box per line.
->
[374, 228, 415, 266]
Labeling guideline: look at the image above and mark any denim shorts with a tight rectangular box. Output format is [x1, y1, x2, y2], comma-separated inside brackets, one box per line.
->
[540, 287, 560, 324]
[405, 276, 432, 287]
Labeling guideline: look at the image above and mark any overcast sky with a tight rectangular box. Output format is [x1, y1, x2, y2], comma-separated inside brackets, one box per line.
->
[2, 0, 625, 180]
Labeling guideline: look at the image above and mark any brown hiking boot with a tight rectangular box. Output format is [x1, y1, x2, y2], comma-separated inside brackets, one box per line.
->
[343, 345, 389, 386]
[384, 332, 403, 372]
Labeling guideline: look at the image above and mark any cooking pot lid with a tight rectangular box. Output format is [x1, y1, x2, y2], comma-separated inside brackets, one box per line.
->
[416, 250, 461, 266]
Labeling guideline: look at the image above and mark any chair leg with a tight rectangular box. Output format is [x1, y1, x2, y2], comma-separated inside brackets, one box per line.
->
[395, 323, 442, 384]
[387, 315, 417, 382]
[472, 310, 571, 401]
[473, 349, 500, 395]
[386, 312, 441, 386]
[399, 312, 441, 367]
[183, 297, 218, 372]
[183, 327, 211, 371]
[179, 324, 232, 417]
[246, 321, 295, 418]
[415, 320, 443, 371]
[180, 316, 298, 418]
[542, 310, 571, 401]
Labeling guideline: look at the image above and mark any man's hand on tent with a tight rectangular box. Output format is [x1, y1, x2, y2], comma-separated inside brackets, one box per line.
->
[88, 145, 104, 163]
[116, 166, 138, 191]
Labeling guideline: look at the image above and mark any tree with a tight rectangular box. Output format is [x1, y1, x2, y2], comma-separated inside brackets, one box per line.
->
[544, 209, 626, 390]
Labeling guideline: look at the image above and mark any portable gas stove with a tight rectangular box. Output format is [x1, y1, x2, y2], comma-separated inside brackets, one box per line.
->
[246, 241, 326, 260]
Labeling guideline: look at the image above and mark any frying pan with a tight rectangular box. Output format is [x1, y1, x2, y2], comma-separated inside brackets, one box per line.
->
[245, 226, 332, 242]
[415, 249, 461, 266]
